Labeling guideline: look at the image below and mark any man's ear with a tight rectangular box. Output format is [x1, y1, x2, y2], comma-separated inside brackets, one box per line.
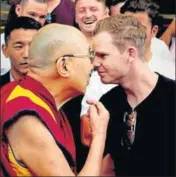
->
[151, 25, 158, 37]
[15, 4, 22, 16]
[127, 47, 136, 63]
[2, 44, 9, 58]
[56, 57, 70, 77]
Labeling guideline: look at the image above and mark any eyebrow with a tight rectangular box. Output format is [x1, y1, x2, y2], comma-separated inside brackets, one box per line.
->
[28, 11, 37, 14]
[95, 51, 108, 57]
[63, 54, 74, 57]
[77, 5, 97, 9]
[28, 11, 45, 16]
[14, 41, 24, 45]
[90, 6, 98, 9]
[76, 7, 85, 11]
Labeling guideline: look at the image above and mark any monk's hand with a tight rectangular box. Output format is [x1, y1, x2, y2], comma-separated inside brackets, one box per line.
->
[87, 100, 109, 137]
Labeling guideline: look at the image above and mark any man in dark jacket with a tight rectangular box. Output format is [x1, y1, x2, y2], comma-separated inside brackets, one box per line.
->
[0, 17, 41, 88]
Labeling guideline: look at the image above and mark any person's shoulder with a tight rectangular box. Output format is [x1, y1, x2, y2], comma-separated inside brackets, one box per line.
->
[158, 74, 175, 92]
[151, 37, 170, 55]
[151, 37, 173, 62]
[0, 79, 18, 108]
[159, 73, 175, 84]
[157, 75, 175, 116]
[0, 71, 10, 88]
[100, 86, 124, 103]
[0, 70, 9, 79]
[152, 37, 167, 47]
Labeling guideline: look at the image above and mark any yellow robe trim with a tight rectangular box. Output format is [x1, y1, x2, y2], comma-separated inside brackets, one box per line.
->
[8, 146, 32, 176]
[6, 85, 56, 121]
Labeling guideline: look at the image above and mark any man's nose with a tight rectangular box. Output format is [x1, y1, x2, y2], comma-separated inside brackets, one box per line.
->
[85, 9, 92, 18]
[23, 46, 29, 59]
[92, 56, 101, 68]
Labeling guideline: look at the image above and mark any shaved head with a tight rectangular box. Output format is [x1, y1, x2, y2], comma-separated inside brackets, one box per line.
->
[20, 0, 47, 7]
[28, 23, 89, 69]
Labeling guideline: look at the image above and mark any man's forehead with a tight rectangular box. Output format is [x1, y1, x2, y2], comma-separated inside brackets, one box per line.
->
[10, 29, 37, 40]
[76, 0, 105, 8]
[23, 0, 47, 9]
[92, 32, 114, 51]
[93, 32, 112, 44]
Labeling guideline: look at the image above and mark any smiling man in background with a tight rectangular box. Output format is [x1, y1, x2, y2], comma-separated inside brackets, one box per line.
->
[75, 0, 109, 43]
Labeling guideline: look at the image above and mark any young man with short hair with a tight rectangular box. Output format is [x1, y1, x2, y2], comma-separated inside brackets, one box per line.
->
[81, 0, 175, 147]
[93, 14, 175, 176]
[0, 16, 41, 88]
[1, 0, 48, 75]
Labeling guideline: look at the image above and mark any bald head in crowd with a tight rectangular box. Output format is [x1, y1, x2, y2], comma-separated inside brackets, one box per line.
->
[28, 24, 92, 98]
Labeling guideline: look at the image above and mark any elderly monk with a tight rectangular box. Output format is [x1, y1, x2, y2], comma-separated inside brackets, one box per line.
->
[1, 24, 109, 176]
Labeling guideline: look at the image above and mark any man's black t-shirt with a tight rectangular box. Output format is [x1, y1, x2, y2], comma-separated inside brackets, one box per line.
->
[100, 74, 175, 176]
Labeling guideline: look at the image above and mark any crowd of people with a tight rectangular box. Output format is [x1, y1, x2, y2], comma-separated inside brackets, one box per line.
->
[0, 0, 175, 176]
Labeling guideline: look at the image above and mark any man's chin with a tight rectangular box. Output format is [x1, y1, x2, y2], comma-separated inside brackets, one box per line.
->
[21, 69, 29, 75]
[100, 77, 109, 84]
[82, 26, 96, 34]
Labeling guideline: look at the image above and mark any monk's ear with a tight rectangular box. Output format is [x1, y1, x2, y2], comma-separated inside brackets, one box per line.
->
[55, 57, 71, 77]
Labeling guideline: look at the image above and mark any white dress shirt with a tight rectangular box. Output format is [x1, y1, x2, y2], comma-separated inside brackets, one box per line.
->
[151, 37, 173, 62]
